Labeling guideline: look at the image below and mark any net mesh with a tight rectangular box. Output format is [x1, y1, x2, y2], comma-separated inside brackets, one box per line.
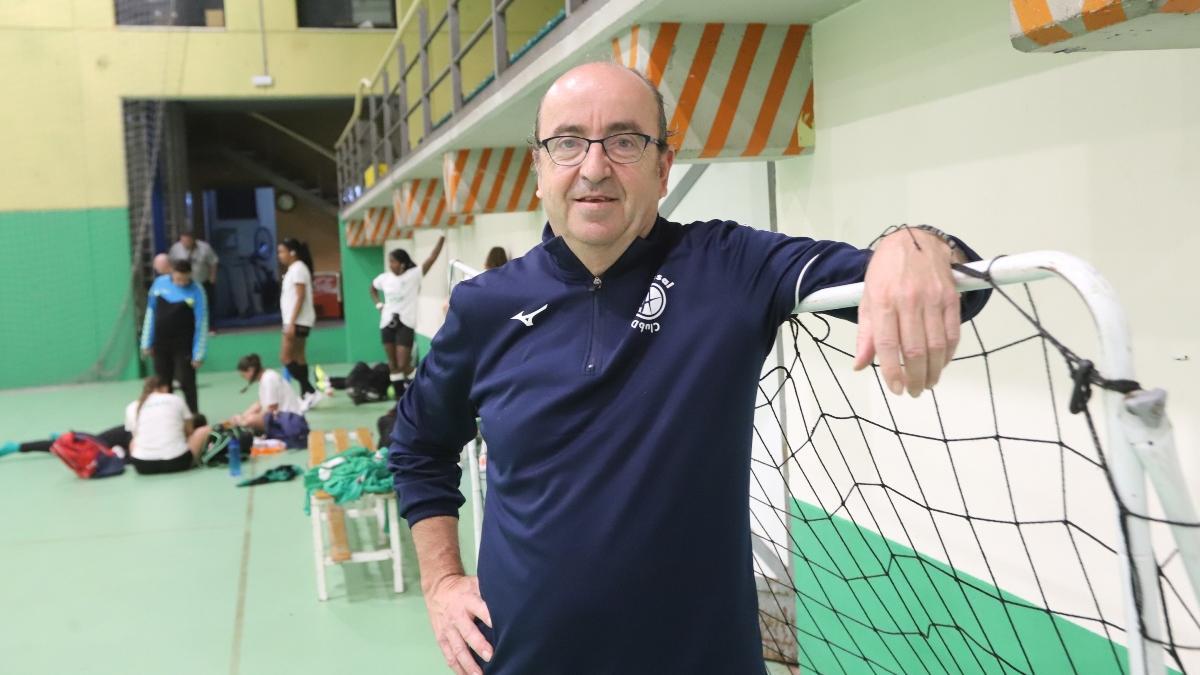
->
[81, 1, 184, 383]
[750, 268, 1200, 674]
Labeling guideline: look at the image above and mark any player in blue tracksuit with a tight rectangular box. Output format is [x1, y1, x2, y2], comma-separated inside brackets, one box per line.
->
[389, 63, 990, 675]
[141, 259, 208, 413]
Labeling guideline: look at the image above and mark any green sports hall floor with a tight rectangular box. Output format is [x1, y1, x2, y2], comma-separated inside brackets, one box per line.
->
[1, 368, 800, 675]
[0, 365, 472, 675]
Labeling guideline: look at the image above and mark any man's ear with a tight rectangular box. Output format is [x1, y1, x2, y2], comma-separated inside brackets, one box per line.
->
[657, 146, 675, 196]
[532, 148, 543, 199]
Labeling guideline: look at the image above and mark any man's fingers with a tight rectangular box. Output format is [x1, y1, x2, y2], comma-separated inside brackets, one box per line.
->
[436, 633, 466, 675]
[873, 306, 904, 396]
[853, 300, 875, 371]
[455, 613, 494, 663]
[467, 594, 493, 629]
[443, 628, 482, 675]
[898, 298, 928, 397]
[943, 295, 961, 367]
[923, 304, 947, 390]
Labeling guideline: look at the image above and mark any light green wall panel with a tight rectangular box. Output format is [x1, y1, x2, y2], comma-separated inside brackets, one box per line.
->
[0, 207, 137, 389]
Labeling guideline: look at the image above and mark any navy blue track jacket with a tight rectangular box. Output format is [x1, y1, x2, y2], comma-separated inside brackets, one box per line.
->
[389, 218, 988, 674]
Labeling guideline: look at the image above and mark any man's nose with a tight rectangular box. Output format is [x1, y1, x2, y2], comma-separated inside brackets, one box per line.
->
[578, 141, 612, 183]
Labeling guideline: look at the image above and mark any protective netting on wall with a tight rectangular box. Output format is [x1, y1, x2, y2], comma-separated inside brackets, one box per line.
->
[81, 1, 183, 383]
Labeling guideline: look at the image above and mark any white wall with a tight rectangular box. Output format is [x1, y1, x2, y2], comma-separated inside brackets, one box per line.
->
[786, 0, 1199, 486]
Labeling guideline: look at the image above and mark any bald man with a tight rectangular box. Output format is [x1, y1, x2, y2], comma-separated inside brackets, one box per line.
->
[152, 253, 171, 277]
[389, 62, 989, 675]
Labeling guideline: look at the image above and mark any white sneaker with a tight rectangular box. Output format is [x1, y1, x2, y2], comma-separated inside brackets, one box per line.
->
[300, 391, 324, 412]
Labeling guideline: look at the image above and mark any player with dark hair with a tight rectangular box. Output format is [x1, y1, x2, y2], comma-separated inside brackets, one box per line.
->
[370, 236, 445, 398]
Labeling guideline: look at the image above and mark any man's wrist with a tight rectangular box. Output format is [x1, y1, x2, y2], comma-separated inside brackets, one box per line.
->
[872, 224, 958, 257]
[423, 570, 466, 595]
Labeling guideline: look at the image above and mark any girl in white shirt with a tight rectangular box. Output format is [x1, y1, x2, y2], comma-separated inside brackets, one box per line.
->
[278, 238, 320, 407]
[125, 376, 211, 475]
[230, 353, 305, 433]
[369, 235, 444, 399]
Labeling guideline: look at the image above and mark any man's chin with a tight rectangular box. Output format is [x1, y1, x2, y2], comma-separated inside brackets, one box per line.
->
[565, 219, 629, 247]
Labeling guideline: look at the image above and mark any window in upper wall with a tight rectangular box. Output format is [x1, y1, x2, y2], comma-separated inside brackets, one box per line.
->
[116, 0, 226, 27]
[297, 0, 397, 29]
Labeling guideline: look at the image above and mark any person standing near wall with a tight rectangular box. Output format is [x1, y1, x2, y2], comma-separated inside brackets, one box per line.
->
[278, 238, 320, 408]
[370, 236, 445, 399]
[140, 259, 207, 414]
[169, 231, 219, 316]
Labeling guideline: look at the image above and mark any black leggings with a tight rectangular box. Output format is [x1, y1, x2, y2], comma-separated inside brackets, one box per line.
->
[19, 426, 131, 454]
[153, 341, 198, 413]
[131, 451, 194, 475]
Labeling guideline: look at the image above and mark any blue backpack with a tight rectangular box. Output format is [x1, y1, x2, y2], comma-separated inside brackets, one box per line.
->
[264, 411, 309, 449]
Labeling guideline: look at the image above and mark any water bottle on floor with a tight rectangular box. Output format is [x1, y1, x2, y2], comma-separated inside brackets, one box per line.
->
[228, 435, 242, 477]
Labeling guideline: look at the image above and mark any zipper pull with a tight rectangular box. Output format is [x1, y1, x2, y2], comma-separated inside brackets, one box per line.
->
[591, 276, 602, 291]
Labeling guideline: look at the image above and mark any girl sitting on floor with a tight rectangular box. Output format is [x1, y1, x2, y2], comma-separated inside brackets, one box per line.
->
[229, 353, 309, 448]
[2, 378, 209, 477]
[126, 376, 211, 475]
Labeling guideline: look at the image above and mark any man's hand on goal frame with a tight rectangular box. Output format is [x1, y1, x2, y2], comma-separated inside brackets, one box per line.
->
[853, 227, 966, 397]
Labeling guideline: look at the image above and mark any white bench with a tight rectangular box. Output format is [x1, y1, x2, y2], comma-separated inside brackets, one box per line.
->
[308, 427, 404, 601]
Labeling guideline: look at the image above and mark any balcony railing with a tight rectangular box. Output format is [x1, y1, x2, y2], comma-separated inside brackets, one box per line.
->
[334, 0, 590, 211]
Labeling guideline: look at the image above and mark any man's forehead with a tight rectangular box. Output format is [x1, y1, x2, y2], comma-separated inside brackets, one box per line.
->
[539, 65, 658, 132]
[546, 119, 646, 137]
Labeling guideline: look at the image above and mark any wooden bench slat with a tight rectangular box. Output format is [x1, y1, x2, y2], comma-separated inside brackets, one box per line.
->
[308, 430, 327, 466]
[355, 426, 376, 452]
[332, 428, 351, 454]
[327, 505, 352, 563]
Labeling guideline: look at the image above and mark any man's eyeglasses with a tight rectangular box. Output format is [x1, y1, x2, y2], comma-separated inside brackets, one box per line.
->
[537, 133, 667, 166]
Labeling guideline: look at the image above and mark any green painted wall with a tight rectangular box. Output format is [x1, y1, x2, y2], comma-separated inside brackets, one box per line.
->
[202, 324, 348, 372]
[790, 500, 1170, 674]
[0, 207, 138, 389]
[0, 208, 355, 389]
[339, 222, 385, 365]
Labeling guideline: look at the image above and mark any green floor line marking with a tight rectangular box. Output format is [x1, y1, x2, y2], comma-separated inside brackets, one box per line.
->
[230, 471, 256, 675]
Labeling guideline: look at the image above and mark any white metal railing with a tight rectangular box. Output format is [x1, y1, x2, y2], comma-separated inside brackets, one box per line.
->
[335, 0, 592, 209]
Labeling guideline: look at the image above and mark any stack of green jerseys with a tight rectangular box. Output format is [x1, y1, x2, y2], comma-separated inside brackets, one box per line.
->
[303, 446, 393, 514]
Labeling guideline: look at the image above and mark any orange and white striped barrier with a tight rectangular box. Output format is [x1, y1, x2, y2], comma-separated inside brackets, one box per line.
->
[1010, 0, 1200, 52]
[344, 206, 402, 248]
[442, 147, 541, 216]
[612, 23, 814, 160]
[396, 178, 474, 229]
[344, 186, 473, 247]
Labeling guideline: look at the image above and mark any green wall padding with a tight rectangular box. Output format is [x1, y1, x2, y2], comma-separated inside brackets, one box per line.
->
[199, 324, 348, 372]
[415, 332, 431, 365]
[339, 222, 384, 364]
[0, 207, 137, 389]
[790, 500, 1164, 674]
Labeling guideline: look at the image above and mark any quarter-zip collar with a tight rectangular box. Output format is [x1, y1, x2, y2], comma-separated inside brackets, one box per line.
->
[540, 216, 678, 284]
